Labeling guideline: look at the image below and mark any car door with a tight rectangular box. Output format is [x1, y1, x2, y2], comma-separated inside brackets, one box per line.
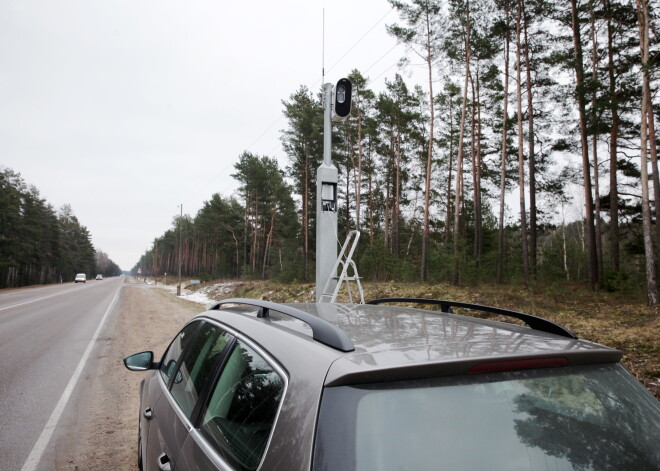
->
[144, 320, 201, 471]
[138, 367, 165, 470]
[146, 321, 232, 471]
[178, 338, 286, 471]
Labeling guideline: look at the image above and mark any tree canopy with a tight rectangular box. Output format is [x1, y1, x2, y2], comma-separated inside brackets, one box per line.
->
[0, 167, 121, 288]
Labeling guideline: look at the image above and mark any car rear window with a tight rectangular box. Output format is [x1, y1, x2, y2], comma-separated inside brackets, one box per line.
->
[313, 364, 660, 471]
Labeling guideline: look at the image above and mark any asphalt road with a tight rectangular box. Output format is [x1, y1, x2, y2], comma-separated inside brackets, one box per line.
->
[0, 277, 124, 471]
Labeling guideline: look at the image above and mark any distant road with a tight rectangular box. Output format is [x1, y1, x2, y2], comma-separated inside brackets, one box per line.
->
[0, 277, 124, 471]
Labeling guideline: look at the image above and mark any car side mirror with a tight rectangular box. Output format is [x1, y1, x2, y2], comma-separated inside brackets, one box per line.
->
[124, 351, 155, 371]
[174, 369, 183, 384]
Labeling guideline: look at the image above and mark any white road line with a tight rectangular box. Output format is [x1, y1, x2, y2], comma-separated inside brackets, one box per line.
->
[0, 287, 84, 311]
[20, 285, 122, 471]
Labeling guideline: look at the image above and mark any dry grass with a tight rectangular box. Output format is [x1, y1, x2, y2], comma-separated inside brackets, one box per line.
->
[191, 279, 660, 399]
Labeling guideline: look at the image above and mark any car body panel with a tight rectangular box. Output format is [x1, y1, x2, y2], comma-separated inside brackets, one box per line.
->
[179, 429, 234, 471]
[139, 371, 164, 470]
[323, 348, 623, 387]
[147, 382, 190, 471]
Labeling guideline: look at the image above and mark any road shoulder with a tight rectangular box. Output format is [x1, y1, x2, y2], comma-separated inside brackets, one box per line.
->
[56, 282, 201, 470]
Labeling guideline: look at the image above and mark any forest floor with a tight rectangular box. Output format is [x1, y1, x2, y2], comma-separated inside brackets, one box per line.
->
[176, 278, 660, 399]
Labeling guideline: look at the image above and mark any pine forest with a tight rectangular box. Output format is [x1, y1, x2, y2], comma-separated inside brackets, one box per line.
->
[5, 0, 655, 302]
[0, 168, 122, 287]
[133, 0, 658, 303]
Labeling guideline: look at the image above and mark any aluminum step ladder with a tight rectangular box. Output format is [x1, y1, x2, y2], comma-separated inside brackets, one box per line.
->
[320, 230, 365, 304]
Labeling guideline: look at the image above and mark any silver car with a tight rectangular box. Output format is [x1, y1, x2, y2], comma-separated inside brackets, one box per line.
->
[124, 298, 660, 470]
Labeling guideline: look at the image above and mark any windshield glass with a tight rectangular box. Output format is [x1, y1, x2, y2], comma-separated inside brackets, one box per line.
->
[313, 364, 660, 471]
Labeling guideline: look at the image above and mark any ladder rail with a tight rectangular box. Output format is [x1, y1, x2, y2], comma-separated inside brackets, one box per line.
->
[321, 230, 364, 304]
[320, 231, 356, 300]
[342, 259, 364, 304]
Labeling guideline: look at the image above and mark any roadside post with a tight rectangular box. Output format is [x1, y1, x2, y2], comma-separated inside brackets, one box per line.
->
[316, 78, 352, 302]
[177, 204, 182, 296]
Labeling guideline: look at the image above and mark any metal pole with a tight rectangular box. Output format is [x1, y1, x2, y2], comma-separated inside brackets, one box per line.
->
[316, 83, 338, 301]
[323, 83, 332, 166]
[177, 204, 182, 296]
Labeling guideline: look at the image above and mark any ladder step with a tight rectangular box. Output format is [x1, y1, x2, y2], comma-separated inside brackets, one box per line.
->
[332, 276, 361, 280]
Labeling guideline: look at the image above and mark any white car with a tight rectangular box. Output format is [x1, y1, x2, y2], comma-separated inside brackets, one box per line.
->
[95, 274, 103, 280]
[74, 273, 86, 283]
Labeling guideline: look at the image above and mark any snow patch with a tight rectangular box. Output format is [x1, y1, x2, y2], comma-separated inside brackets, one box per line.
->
[178, 282, 242, 307]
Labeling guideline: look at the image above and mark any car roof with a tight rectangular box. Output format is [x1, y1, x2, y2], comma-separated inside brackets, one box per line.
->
[201, 299, 622, 387]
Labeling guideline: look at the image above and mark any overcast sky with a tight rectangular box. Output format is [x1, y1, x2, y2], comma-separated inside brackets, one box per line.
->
[0, 0, 419, 270]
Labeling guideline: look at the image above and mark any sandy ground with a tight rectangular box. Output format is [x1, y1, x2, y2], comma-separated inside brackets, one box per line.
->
[60, 280, 202, 470]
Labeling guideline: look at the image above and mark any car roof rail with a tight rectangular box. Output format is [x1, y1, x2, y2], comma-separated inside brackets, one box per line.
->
[366, 298, 577, 339]
[210, 298, 355, 352]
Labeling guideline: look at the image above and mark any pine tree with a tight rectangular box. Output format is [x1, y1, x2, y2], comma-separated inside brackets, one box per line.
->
[636, 0, 658, 305]
[388, 0, 444, 281]
[516, 0, 530, 284]
[281, 87, 323, 280]
[568, 0, 600, 289]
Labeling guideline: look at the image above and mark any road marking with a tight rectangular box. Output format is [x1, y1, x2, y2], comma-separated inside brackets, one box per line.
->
[20, 285, 122, 471]
[0, 287, 88, 311]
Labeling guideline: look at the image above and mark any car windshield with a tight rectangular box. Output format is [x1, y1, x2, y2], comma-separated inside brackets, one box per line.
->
[313, 364, 660, 471]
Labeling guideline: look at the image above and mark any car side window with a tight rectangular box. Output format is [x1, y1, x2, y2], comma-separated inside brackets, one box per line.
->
[200, 340, 284, 471]
[159, 321, 201, 384]
[169, 322, 232, 419]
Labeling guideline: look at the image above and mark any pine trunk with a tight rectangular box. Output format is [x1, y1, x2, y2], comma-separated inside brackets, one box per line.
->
[394, 124, 402, 257]
[262, 211, 275, 279]
[637, 0, 659, 305]
[368, 166, 374, 245]
[497, 0, 511, 284]
[645, 89, 660, 249]
[303, 147, 309, 280]
[420, 8, 435, 282]
[570, 0, 599, 290]
[591, 11, 604, 282]
[356, 89, 364, 231]
[446, 100, 454, 243]
[470, 72, 480, 264]
[475, 67, 483, 267]
[516, 0, 529, 285]
[522, 0, 536, 277]
[605, 0, 620, 271]
[453, 0, 471, 285]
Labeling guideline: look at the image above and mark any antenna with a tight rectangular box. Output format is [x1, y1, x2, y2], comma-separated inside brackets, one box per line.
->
[322, 8, 325, 85]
